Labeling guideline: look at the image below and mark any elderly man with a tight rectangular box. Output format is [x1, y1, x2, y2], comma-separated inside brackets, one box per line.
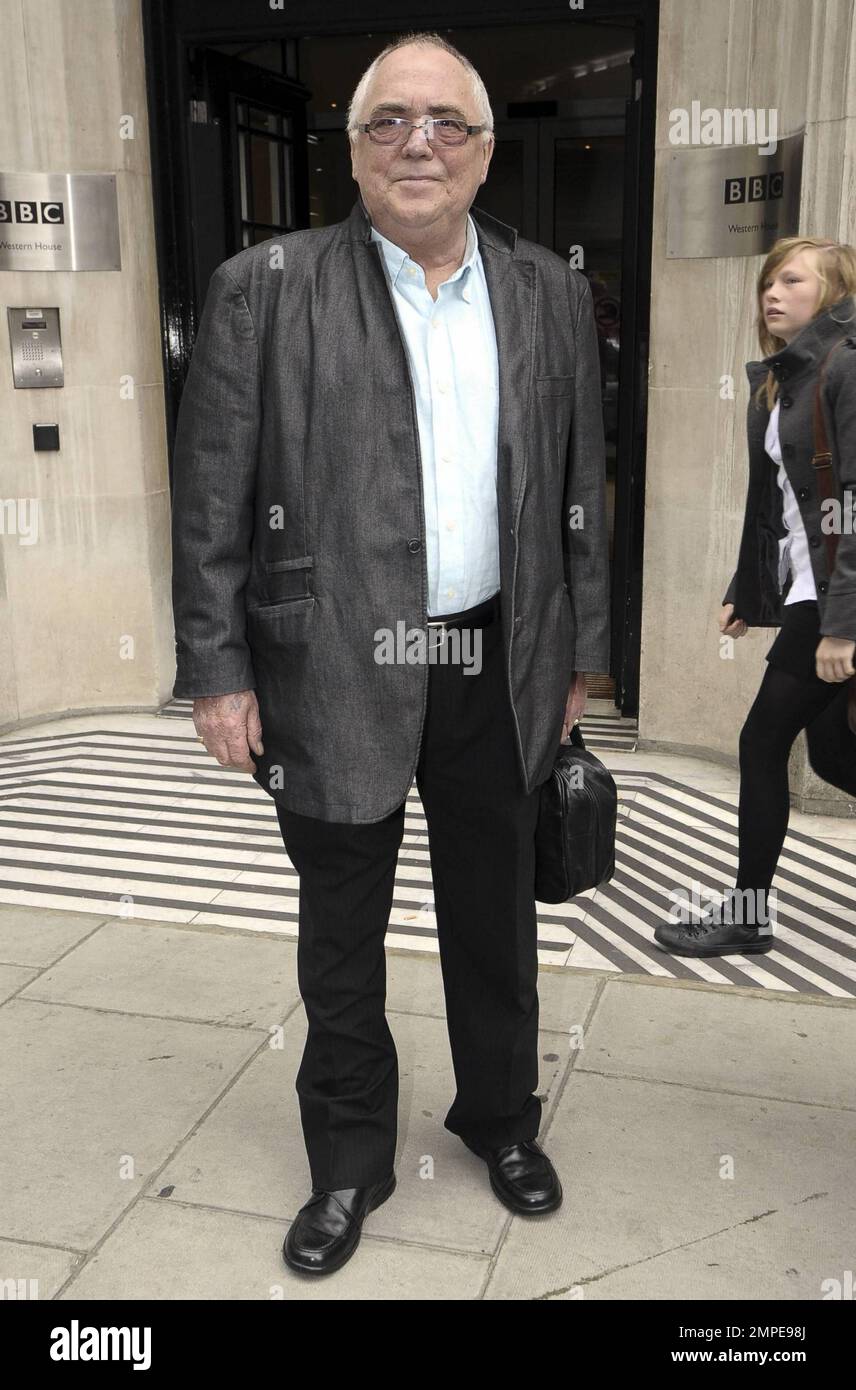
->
[170, 32, 610, 1276]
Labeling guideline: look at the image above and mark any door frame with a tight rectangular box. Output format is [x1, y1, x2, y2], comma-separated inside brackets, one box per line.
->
[142, 0, 659, 715]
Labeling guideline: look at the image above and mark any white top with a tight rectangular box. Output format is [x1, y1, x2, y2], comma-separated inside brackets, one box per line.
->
[370, 214, 500, 617]
[765, 400, 818, 605]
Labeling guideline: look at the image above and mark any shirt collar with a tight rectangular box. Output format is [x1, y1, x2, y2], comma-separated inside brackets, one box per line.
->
[370, 213, 479, 294]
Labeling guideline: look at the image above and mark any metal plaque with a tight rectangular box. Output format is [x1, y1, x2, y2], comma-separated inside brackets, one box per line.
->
[0, 172, 120, 270]
[666, 130, 804, 259]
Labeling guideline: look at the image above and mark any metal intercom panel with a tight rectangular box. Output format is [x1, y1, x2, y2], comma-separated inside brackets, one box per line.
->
[8, 307, 63, 387]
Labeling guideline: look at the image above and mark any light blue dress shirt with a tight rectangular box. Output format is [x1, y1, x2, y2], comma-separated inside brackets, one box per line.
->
[370, 213, 501, 617]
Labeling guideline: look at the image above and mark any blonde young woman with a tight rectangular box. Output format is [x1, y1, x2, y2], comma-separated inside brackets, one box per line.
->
[657, 237, 856, 957]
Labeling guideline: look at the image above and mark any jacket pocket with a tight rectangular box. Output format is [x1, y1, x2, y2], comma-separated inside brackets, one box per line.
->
[246, 594, 316, 642]
[262, 554, 313, 604]
[536, 374, 575, 397]
[536, 379, 574, 472]
[756, 521, 783, 619]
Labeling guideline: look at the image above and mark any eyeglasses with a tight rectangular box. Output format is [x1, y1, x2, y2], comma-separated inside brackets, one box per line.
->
[358, 116, 488, 147]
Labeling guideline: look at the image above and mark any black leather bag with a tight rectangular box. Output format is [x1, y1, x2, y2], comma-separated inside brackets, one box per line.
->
[534, 722, 618, 903]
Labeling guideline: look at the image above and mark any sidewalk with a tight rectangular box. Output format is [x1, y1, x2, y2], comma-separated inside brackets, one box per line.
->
[2, 709, 854, 1299]
[1, 897, 855, 1300]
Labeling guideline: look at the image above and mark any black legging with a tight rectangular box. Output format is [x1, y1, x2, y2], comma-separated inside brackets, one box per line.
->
[737, 667, 856, 892]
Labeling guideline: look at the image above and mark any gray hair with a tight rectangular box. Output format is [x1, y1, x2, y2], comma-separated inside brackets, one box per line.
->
[346, 32, 494, 143]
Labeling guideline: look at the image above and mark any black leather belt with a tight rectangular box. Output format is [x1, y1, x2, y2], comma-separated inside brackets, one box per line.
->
[426, 590, 500, 632]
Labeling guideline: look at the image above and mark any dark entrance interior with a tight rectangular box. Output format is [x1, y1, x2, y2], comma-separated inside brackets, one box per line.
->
[144, 0, 658, 716]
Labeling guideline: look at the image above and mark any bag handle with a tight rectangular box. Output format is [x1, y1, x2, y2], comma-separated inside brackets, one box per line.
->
[560, 721, 586, 751]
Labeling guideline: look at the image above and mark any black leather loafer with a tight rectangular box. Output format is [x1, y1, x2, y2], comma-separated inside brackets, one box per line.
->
[282, 1172, 396, 1275]
[463, 1138, 562, 1214]
[654, 906, 773, 957]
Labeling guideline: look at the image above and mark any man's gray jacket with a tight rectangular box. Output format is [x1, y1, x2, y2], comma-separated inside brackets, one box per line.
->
[170, 197, 611, 823]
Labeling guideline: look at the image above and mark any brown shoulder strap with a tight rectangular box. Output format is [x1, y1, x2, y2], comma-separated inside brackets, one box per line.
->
[811, 338, 848, 574]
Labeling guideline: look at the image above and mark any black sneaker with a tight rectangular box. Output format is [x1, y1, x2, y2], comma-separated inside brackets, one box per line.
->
[654, 904, 773, 957]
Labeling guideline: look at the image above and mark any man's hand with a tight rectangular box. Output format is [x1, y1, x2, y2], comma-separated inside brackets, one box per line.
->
[193, 689, 264, 772]
[719, 602, 747, 638]
[816, 636, 856, 683]
[561, 671, 587, 743]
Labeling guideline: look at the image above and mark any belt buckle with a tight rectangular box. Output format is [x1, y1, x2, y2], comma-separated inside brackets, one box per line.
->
[427, 617, 450, 643]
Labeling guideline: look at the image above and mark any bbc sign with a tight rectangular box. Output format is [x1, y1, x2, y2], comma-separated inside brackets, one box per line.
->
[0, 201, 65, 225]
[667, 130, 803, 258]
[724, 170, 785, 205]
[0, 172, 119, 270]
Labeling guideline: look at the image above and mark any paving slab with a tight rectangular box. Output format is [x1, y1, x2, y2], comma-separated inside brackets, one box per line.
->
[0, 999, 262, 1247]
[484, 1069, 856, 1300]
[578, 977, 856, 1107]
[18, 918, 301, 1028]
[0, 963, 40, 1004]
[0, 1238, 81, 1301]
[58, 1198, 490, 1300]
[0, 905, 109, 967]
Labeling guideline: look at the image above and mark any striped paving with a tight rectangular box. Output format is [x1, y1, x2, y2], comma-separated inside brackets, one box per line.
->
[0, 708, 854, 997]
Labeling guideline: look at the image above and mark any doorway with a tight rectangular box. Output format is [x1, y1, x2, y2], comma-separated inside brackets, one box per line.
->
[143, 0, 657, 715]
[185, 48, 311, 306]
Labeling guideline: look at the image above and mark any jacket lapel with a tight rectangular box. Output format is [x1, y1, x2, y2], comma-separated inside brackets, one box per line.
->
[472, 208, 535, 541]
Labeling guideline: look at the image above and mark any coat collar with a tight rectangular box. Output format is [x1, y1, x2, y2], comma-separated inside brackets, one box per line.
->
[369, 210, 480, 293]
[344, 193, 518, 255]
[745, 294, 856, 386]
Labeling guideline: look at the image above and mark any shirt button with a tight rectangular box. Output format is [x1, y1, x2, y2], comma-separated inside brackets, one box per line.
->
[407, 538, 422, 553]
[446, 587, 455, 598]
[440, 452, 452, 463]
[436, 381, 449, 394]
[809, 536, 822, 548]
[446, 520, 456, 531]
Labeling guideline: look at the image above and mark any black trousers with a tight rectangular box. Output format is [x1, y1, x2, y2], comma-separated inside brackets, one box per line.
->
[275, 598, 547, 1190]
[737, 599, 856, 893]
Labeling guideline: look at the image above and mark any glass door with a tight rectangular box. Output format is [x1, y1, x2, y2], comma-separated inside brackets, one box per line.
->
[477, 115, 627, 702]
[187, 49, 311, 302]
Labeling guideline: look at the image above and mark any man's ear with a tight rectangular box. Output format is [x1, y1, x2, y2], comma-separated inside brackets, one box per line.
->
[480, 135, 495, 185]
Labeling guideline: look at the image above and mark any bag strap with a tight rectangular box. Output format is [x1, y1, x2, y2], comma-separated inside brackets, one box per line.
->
[810, 338, 848, 576]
